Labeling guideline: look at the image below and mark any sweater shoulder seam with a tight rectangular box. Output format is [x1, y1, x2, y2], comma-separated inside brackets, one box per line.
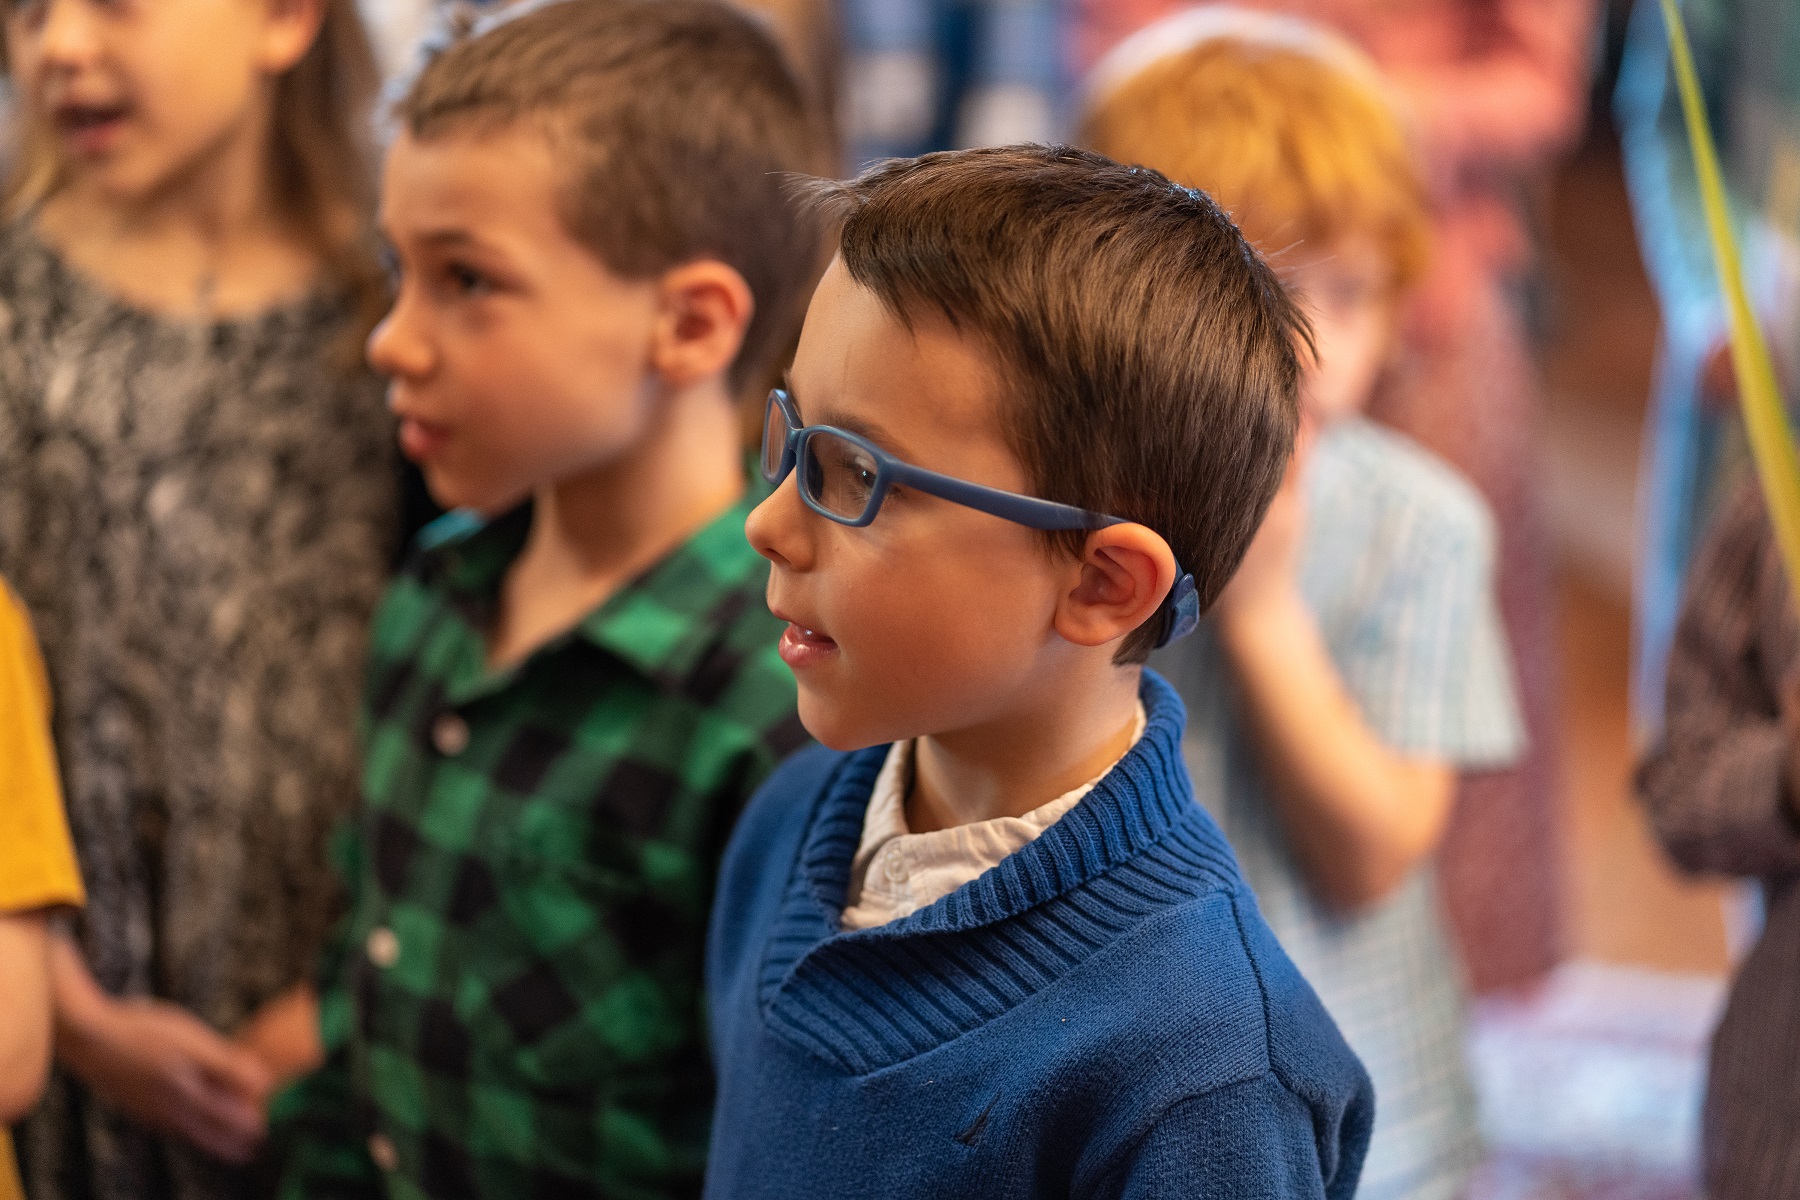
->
[1229, 888, 1280, 1081]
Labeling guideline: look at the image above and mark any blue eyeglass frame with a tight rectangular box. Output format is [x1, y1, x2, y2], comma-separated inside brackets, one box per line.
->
[761, 388, 1117, 532]
[760, 388, 1201, 647]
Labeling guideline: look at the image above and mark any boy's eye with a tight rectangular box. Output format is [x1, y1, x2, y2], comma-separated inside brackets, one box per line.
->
[804, 432, 882, 520]
[446, 262, 490, 295]
[377, 245, 401, 287]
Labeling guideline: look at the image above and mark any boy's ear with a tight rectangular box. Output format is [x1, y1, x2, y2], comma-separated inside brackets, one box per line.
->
[1053, 524, 1179, 651]
[258, 0, 327, 75]
[651, 261, 756, 391]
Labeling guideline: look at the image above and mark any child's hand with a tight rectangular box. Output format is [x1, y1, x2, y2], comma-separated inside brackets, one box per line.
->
[61, 994, 274, 1164]
[235, 983, 323, 1092]
[1214, 423, 1313, 621]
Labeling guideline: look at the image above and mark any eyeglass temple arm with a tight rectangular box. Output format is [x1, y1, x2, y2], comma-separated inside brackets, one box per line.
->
[883, 460, 1123, 532]
[899, 457, 1198, 647]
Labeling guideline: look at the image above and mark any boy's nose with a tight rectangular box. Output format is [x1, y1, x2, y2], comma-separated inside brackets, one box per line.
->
[365, 298, 433, 382]
[745, 476, 813, 572]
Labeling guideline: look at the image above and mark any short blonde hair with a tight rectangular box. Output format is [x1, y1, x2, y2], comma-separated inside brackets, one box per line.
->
[1079, 33, 1431, 291]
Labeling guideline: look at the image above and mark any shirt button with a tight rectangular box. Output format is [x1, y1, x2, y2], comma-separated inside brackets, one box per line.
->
[882, 848, 907, 883]
[367, 1132, 398, 1172]
[431, 711, 470, 756]
[366, 926, 400, 969]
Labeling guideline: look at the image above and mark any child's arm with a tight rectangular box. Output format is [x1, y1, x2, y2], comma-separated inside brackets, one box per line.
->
[1212, 465, 1455, 912]
[50, 930, 274, 1164]
[1638, 487, 1800, 879]
[0, 912, 51, 1122]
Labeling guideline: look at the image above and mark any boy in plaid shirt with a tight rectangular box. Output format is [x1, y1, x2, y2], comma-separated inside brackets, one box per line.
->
[274, 3, 824, 1196]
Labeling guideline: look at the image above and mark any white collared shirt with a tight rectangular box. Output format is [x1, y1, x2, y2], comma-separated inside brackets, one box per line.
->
[839, 703, 1148, 931]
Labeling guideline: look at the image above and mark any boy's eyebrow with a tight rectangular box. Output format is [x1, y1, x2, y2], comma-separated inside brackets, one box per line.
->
[786, 383, 914, 459]
[373, 223, 495, 254]
[382, 225, 494, 252]
[418, 227, 482, 248]
[814, 408, 911, 458]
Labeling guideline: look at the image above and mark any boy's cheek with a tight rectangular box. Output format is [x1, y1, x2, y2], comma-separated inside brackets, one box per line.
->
[786, 625, 909, 752]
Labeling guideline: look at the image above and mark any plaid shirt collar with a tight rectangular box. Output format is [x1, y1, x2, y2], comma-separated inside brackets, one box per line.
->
[418, 488, 770, 704]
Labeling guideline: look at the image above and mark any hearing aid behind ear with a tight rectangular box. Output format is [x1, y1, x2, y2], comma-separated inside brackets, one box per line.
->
[1156, 572, 1200, 649]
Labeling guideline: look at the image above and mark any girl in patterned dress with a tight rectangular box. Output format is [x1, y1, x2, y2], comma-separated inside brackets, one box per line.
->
[0, 1, 395, 1198]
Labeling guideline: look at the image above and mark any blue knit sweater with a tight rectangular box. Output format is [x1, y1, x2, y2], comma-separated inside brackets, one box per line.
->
[704, 672, 1373, 1198]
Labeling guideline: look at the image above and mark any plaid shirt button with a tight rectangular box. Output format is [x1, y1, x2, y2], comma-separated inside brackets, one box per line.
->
[432, 711, 470, 756]
[367, 1133, 398, 1172]
[366, 926, 399, 969]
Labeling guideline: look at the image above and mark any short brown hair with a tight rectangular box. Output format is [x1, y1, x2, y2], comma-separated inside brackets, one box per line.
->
[1080, 36, 1431, 291]
[401, 0, 829, 392]
[810, 145, 1305, 662]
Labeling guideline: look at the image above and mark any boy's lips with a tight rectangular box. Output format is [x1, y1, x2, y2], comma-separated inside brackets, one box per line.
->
[776, 620, 838, 670]
[396, 415, 451, 462]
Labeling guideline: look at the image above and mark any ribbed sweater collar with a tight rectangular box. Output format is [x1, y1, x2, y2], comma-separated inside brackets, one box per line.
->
[811, 671, 1191, 934]
[755, 672, 1223, 1072]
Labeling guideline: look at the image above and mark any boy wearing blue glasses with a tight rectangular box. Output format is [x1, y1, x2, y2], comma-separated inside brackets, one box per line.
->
[705, 145, 1372, 1199]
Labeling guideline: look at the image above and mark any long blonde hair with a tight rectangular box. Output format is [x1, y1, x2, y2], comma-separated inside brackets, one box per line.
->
[2, 0, 385, 332]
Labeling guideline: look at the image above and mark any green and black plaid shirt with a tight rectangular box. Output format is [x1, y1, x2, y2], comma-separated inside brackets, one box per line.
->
[275, 493, 803, 1200]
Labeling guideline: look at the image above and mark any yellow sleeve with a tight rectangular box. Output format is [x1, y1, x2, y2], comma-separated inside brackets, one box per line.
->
[0, 1129, 24, 1200]
[0, 582, 84, 913]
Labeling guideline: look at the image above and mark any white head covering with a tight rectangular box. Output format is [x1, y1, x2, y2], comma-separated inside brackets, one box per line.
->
[1080, 5, 1390, 119]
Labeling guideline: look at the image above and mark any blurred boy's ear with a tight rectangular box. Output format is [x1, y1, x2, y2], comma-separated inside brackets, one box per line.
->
[257, 0, 327, 74]
[652, 262, 757, 391]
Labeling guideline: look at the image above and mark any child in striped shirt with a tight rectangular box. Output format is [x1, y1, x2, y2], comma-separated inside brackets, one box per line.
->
[1082, 13, 1524, 1198]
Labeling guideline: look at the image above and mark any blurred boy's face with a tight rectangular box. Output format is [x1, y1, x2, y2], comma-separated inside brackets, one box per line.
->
[745, 259, 1081, 751]
[1286, 236, 1397, 423]
[369, 127, 664, 512]
[5, 0, 320, 202]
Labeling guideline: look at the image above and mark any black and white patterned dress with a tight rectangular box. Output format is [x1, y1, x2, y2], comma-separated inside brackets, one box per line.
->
[0, 222, 397, 1200]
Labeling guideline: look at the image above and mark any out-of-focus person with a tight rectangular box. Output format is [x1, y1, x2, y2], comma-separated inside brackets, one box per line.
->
[839, 0, 1062, 163]
[0, 0, 398, 1197]
[1075, 0, 1598, 993]
[1637, 480, 1800, 1198]
[0, 579, 86, 1200]
[1615, 0, 1800, 733]
[1083, 13, 1523, 1197]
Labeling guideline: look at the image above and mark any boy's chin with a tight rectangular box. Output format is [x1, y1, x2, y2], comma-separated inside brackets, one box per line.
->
[421, 468, 529, 517]
[796, 689, 895, 753]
